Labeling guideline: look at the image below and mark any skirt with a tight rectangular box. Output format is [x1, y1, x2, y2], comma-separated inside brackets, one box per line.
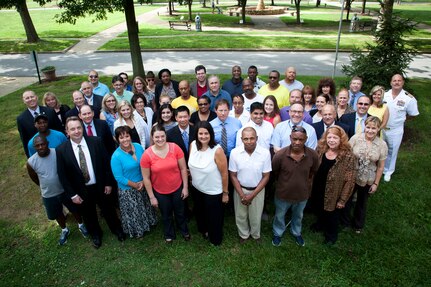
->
[118, 187, 157, 238]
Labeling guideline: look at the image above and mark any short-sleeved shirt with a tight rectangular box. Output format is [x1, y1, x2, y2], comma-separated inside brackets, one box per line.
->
[350, 134, 388, 186]
[93, 82, 110, 98]
[272, 146, 319, 202]
[271, 120, 317, 150]
[171, 96, 199, 114]
[113, 90, 134, 104]
[384, 89, 419, 130]
[140, 143, 184, 194]
[279, 79, 304, 92]
[229, 145, 272, 187]
[28, 129, 67, 157]
[242, 93, 265, 113]
[27, 149, 64, 198]
[258, 84, 290, 109]
[236, 120, 274, 150]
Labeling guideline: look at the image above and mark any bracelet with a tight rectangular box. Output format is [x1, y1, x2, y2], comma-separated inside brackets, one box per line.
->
[372, 183, 378, 186]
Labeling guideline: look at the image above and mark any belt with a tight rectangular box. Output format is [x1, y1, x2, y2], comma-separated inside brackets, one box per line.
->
[241, 185, 257, 190]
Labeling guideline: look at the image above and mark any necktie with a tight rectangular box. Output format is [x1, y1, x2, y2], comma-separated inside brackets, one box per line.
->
[87, 125, 93, 136]
[221, 122, 227, 154]
[182, 131, 189, 152]
[356, 117, 363, 134]
[34, 111, 39, 118]
[78, 144, 90, 183]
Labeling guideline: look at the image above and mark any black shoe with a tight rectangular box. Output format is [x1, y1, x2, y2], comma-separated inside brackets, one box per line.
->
[117, 231, 126, 242]
[92, 236, 102, 249]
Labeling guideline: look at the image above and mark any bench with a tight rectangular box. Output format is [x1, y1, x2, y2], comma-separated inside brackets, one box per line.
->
[357, 21, 377, 32]
[227, 9, 240, 17]
[168, 20, 192, 31]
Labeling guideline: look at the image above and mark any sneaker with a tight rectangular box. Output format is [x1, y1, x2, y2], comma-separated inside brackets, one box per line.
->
[78, 224, 89, 238]
[272, 235, 281, 247]
[355, 229, 362, 234]
[59, 229, 70, 245]
[294, 235, 305, 247]
[384, 174, 391, 182]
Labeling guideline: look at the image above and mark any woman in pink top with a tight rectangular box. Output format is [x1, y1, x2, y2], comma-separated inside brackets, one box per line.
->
[263, 95, 281, 127]
[141, 124, 190, 243]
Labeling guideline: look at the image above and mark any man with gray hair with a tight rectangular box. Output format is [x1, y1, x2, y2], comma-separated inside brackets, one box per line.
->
[202, 75, 232, 111]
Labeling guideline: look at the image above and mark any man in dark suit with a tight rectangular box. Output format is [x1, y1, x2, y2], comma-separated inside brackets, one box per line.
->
[17, 90, 63, 157]
[167, 106, 195, 162]
[340, 95, 371, 138]
[56, 116, 124, 249]
[167, 106, 196, 219]
[79, 105, 116, 156]
[312, 104, 351, 140]
[65, 91, 86, 119]
[81, 81, 102, 118]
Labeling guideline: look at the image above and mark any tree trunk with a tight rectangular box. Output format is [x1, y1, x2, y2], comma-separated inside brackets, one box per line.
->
[383, 0, 394, 18]
[241, 0, 247, 24]
[168, 1, 172, 15]
[257, 0, 265, 10]
[295, 0, 301, 24]
[123, 0, 145, 77]
[203, 0, 206, 8]
[316, 0, 321, 7]
[16, 0, 40, 43]
[188, 0, 192, 21]
[361, 0, 367, 14]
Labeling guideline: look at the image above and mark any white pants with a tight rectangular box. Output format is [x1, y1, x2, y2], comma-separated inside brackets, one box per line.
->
[383, 127, 404, 176]
[234, 187, 265, 239]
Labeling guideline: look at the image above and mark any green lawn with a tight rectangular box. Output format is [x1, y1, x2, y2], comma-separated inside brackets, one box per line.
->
[0, 75, 430, 286]
[0, 6, 155, 39]
[0, 39, 78, 53]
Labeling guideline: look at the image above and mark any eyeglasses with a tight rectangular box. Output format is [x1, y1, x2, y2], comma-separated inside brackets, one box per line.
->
[290, 110, 304, 114]
[106, 100, 116, 103]
[198, 103, 209, 106]
[146, 79, 155, 82]
[292, 125, 307, 134]
[357, 102, 370, 106]
[89, 75, 98, 79]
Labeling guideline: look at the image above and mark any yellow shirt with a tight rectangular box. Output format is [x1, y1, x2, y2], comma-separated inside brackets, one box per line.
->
[258, 84, 290, 109]
[171, 96, 199, 114]
[368, 104, 387, 122]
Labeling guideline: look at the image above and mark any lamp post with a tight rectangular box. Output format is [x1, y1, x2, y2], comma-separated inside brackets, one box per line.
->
[332, 0, 346, 78]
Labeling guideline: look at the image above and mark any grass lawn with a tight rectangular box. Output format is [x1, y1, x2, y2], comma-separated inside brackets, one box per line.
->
[0, 5, 156, 52]
[0, 75, 430, 286]
[100, 33, 375, 50]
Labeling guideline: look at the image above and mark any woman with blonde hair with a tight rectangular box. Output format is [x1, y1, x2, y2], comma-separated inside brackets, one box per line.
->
[344, 116, 387, 233]
[335, 88, 355, 120]
[42, 92, 70, 127]
[100, 93, 119, 136]
[368, 85, 389, 134]
[114, 100, 149, 148]
[310, 126, 356, 245]
[133, 76, 155, 111]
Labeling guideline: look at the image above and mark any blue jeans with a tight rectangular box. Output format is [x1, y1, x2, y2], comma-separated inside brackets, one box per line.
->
[273, 196, 307, 237]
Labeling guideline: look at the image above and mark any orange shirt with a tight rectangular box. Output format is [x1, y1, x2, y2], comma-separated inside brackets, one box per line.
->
[140, 143, 184, 194]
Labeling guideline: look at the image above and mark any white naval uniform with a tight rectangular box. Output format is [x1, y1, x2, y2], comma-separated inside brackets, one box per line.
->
[383, 89, 419, 176]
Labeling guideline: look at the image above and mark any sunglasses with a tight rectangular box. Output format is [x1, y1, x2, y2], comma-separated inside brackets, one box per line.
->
[89, 75, 98, 79]
[146, 79, 155, 82]
[357, 102, 370, 106]
[198, 103, 209, 106]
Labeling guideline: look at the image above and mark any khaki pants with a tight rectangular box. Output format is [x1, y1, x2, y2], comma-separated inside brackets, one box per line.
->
[234, 187, 265, 239]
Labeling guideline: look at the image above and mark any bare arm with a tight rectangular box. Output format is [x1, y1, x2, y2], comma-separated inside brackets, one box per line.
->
[214, 147, 229, 203]
[229, 171, 246, 200]
[273, 115, 281, 127]
[243, 172, 270, 205]
[369, 159, 385, 194]
[26, 163, 39, 186]
[142, 167, 158, 208]
[178, 157, 189, 199]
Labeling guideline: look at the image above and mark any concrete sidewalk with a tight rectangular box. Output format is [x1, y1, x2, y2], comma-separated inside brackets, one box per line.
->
[0, 77, 38, 98]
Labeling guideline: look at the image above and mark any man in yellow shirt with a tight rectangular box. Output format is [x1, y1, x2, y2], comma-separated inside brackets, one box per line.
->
[258, 70, 290, 109]
[171, 80, 199, 114]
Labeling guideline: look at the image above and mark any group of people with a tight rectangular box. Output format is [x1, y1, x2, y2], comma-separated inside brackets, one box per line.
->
[18, 65, 419, 248]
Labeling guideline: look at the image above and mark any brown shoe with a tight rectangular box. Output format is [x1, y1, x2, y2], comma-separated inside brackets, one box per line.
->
[239, 237, 248, 244]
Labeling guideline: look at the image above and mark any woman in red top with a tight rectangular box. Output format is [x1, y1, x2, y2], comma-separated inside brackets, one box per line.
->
[141, 124, 190, 243]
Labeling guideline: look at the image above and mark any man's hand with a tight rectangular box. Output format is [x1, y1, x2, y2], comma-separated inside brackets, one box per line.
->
[72, 195, 84, 205]
[104, 186, 112, 195]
